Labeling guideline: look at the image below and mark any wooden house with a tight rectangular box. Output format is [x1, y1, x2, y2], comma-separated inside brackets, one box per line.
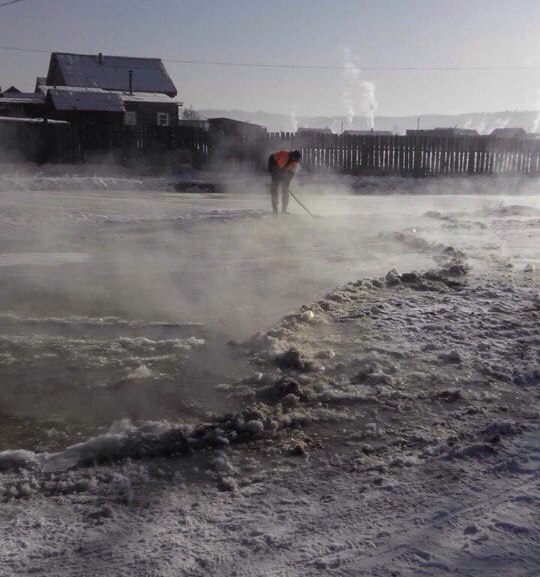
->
[40, 52, 180, 126]
[490, 127, 528, 139]
[1, 52, 180, 127]
[0, 91, 45, 119]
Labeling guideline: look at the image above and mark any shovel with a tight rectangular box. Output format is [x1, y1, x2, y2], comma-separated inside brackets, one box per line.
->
[289, 186, 320, 218]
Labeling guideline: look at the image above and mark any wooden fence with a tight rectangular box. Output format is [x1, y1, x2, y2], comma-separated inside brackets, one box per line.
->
[1, 119, 539, 176]
[0, 118, 71, 164]
[65, 124, 211, 166]
[268, 132, 540, 176]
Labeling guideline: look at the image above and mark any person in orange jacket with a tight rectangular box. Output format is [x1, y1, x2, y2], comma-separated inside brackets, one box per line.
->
[267, 149, 301, 214]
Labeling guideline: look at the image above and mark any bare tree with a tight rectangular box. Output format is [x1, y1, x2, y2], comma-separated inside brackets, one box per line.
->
[182, 105, 202, 120]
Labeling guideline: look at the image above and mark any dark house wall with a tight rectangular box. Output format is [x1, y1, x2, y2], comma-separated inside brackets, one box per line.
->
[124, 101, 179, 127]
[48, 109, 124, 127]
[0, 100, 46, 119]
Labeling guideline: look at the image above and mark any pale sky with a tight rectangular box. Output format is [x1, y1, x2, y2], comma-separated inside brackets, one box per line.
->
[0, 0, 539, 117]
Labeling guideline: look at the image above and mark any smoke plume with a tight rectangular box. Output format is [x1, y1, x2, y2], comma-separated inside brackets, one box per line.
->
[289, 107, 299, 133]
[343, 48, 377, 129]
[533, 89, 540, 133]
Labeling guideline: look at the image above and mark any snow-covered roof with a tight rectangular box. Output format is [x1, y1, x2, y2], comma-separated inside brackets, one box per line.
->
[119, 92, 176, 103]
[38, 85, 103, 96]
[297, 127, 333, 134]
[46, 52, 177, 97]
[0, 116, 68, 124]
[343, 130, 392, 136]
[38, 85, 177, 104]
[0, 93, 45, 104]
[48, 89, 125, 113]
[490, 127, 527, 139]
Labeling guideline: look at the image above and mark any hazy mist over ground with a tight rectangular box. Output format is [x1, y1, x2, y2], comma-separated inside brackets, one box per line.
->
[0, 175, 538, 435]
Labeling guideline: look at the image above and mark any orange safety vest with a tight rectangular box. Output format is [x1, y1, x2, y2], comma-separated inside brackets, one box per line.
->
[272, 150, 298, 173]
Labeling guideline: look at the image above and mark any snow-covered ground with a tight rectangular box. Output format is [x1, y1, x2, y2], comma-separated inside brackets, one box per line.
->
[0, 176, 538, 576]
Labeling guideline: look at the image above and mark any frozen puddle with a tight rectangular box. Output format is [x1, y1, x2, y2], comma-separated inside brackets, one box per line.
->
[0, 252, 90, 267]
[0, 187, 538, 453]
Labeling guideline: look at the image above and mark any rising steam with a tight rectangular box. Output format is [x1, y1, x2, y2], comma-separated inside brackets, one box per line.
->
[533, 89, 540, 133]
[343, 48, 377, 129]
[290, 106, 299, 133]
[466, 114, 510, 135]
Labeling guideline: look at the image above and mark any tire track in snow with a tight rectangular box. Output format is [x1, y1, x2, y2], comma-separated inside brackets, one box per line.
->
[278, 452, 538, 575]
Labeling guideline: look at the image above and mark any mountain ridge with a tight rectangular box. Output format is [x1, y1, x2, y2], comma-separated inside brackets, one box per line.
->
[198, 109, 540, 134]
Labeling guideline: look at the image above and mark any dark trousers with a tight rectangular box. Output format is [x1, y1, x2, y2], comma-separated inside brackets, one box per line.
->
[268, 157, 291, 213]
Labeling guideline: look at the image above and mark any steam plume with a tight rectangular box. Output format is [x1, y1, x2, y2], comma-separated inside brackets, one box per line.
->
[533, 89, 540, 133]
[343, 48, 377, 129]
[290, 107, 299, 133]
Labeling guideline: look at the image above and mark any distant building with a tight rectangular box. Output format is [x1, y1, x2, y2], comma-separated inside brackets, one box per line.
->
[1, 86, 22, 95]
[490, 127, 528, 139]
[297, 127, 333, 135]
[343, 129, 392, 136]
[0, 92, 45, 119]
[407, 128, 479, 137]
[178, 119, 209, 130]
[208, 117, 266, 140]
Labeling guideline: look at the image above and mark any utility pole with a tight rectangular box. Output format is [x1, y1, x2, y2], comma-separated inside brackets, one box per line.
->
[417, 117, 420, 130]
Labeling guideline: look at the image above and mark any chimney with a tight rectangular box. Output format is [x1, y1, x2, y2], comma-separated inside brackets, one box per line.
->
[98, 52, 103, 65]
[129, 70, 133, 95]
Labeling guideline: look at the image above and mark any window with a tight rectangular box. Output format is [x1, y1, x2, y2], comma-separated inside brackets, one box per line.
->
[124, 111, 137, 126]
[157, 112, 170, 127]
